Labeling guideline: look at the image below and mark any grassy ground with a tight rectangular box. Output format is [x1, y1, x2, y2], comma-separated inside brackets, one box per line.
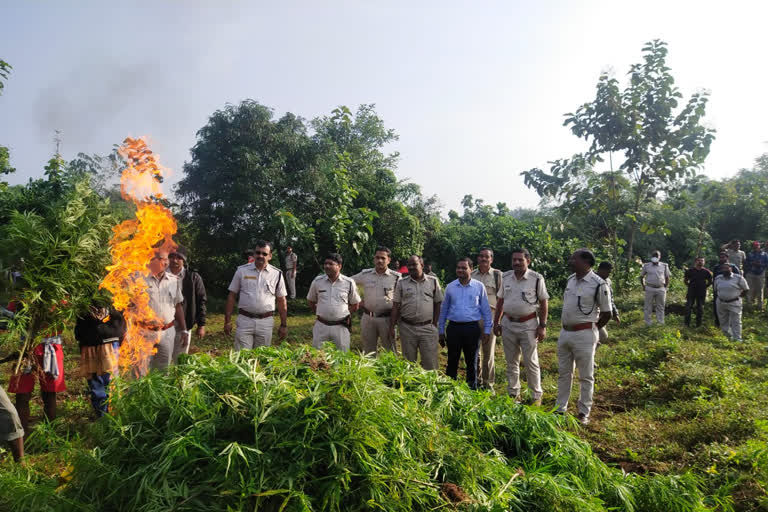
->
[1, 292, 767, 510]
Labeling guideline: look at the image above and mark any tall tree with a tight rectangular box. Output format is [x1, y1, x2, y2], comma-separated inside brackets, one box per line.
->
[522, 40, 715, 266]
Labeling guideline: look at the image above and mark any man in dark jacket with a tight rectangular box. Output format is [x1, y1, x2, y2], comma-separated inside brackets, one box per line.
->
[168, 246, 207, 362]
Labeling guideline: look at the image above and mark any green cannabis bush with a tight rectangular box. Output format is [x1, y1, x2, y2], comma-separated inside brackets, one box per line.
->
[2, 346, 709, 511]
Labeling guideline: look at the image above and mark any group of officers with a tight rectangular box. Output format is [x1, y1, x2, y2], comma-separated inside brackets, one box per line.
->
[224, 240, 610, 426]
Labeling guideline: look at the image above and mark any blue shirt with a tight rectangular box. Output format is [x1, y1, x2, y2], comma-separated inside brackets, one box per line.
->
[438, 278, 493, 335]
[745, 251, 768, 275]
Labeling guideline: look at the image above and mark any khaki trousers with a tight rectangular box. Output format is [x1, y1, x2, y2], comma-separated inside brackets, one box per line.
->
[556, 327, 598, 418]
[477, 317, 496, 389]
[148, 326, 176, 372]
[500, 317, 542, 399]
[716, 299, 743, 341]
[284, 270, 296, 299]
[235, 316, 274, 350]
[399, 321, 439, 370]
[644, 287, 666, 325]
[360, 315, 396, 356]
[746, 272, 764, 310]
[312, 321, 350, 352]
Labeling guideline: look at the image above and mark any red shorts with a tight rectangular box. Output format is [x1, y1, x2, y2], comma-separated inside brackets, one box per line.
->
[8, 342, 66, 393]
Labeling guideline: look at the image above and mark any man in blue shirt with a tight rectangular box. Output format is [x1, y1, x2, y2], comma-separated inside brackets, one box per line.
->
[438, 258, 492, 390]
[744, 241, 768, 311]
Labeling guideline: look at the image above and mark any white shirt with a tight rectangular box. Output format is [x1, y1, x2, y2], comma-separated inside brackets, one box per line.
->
[561, 271, 612, 326]
[228, 263, 287, 314]
[497, 269, 549, 317]
[307, 274, 361, 320]
[145, 272, 183, 323]
[714, 274, 749, 302]
[642, 262, 670, 287]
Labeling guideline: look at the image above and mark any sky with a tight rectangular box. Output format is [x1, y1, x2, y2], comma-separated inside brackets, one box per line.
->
[1, 1, 767, 214]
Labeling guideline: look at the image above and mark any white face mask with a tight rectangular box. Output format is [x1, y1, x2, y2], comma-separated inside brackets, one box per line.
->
[651, 257, 659, 263]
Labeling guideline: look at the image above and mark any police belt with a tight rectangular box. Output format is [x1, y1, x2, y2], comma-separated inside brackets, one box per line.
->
[400, 317, 433, 326]
[317, 315, 351, 328]
[646, 284, 665, 289]
[562, 322, 594, 332]
[137, 320, 175, 331]
[719, 297, 740, 303]
[504, 312, 537, 323]
[362, 308, 391, 318]
[238, 308, 274, 319]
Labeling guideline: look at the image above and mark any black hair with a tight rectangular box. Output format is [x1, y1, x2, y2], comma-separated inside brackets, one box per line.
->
[598, 261, 613, 271]
[325, 253, 343, 266]
[374, 246, 392, 258]
[457, 257, 473, 269]
[478, 247, 494, 258]
[511, 248, 531, 260]
[574, 249, 596, 267]
[253, 240, 273, 253]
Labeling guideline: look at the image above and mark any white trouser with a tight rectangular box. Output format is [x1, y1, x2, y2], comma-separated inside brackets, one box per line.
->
[644, 287, 666, 325]
[148, 326, 176, 372]
[360, 314, 395, 356]
[399, 321, 439, 370]
[285, 270, 296, 299]
[716, 298, 743, 341]
[477, 317, 496, 389]
[746, 273, 765, 309]
[235, 316, 274, 350]
[556, 327, 598, 417]
[500, 317, 542, 399]
[312, 321, 350, 352]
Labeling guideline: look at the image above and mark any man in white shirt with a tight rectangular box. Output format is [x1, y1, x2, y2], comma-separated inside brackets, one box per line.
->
[307, 253, 361, 352]
[640, 250, 670, 326]
[714, 264, 749, 341]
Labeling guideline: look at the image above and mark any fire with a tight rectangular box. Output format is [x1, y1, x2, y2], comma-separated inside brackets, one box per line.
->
[100, 137, 177, 376]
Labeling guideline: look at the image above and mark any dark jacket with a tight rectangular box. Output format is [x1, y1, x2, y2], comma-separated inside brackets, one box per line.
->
[181, 269, 207, 328]
[74, 310, 127, 348]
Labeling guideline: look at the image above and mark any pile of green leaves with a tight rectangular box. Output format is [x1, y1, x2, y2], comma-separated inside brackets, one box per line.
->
[2, 346, 710, 511]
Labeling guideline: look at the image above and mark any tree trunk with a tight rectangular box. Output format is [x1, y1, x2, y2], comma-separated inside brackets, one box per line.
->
[625, 179, 645, 271]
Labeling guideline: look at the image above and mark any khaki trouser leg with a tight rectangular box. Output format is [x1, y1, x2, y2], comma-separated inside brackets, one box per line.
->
[399, 322, 438, 370]
[234, 316, 274, 350]
[718, 300, 743, 341]
[285, 271, 296, 300]
[501, 318, 542, 400]
[644, 288, 666, 325]
[556, 328, 597, 417]
[360, 315, 395, 356]
[746, 273, 765, 310]
[312, 321, 350, 352]
[477, 319, 496, 389]
[149, 327, 176, 371]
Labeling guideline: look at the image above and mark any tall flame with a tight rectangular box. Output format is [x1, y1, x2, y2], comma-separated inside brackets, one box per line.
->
[101, 137, 177, 376]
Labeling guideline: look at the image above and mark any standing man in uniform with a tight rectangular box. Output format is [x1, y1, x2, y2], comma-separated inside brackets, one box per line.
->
[307, 253, 361, 352]
[142, 249, 188, 371]
[744, 241, 768, 312]
[713, 252, 740, 327]
[471, 248, 503, 391]
[640, 250, 670, 326]
[438, 258, 492, 390]
[714, 264, 749, 341]
[492, 248, 548, 405]
[224, 240, 288, 350]
[595, 262, 620, 343]
[683, 257, 712, 327]
[284, 245, 298, 300]
[168, 246, 207, 362]
[722, 240, 746, 273]
[390, 255, 443, 370]
[351, 247, 400, 356]
[556, 249, 612, 425]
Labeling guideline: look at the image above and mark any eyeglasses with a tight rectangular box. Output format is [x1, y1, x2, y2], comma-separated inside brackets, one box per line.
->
[254, 251, 269, 256]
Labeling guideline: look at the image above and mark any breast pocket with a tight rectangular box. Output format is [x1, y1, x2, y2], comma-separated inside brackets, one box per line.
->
[263, 280, 276, 295]
[332, 288, 349, 305]
[522, 289, 537, 304]
[383, 287, 394, 300]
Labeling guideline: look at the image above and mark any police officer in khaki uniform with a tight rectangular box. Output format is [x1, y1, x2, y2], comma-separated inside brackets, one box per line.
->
[390, 255, 443, 370]
[284, 246, 298, 300]
[351, 246, 401, 356]
[714, 264, 749, 341]
[722, 240, 746, 273]
[556, 249, 612, 425]
[307, 253, 361, 352]
[492, 248, 548, 405]
[224, 240, 288, 350]
[640, 250, 670, 326]
[471, 248, 503, 391]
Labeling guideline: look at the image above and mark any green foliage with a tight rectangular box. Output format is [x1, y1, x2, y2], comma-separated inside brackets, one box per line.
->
[0, 346, 710, 511]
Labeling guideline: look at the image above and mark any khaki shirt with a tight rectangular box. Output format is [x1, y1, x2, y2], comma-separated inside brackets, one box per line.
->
[145, 272, 183, 324]
[641, 262, 670, 287]
[561, 271, 612, 326]
[228, 263, 287, 314]
[471, 267, 502, 309]
[393, 274, 444, 323]
[284, 252, 298, 270]
[726, 249, 746, 270]
[351, 268, 401, 313]
[714, 274, 749, 302]
[307, 274, 361, 320]
[497, 269, 549, 317]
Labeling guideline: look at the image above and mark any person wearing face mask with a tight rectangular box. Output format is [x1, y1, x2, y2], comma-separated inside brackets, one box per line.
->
[683, 257, 712, 327]
[713, 263, 749, 341]
[640, 250, 670, 326]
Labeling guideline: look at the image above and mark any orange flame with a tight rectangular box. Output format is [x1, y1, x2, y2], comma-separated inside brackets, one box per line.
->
[100, 137, 177, 376]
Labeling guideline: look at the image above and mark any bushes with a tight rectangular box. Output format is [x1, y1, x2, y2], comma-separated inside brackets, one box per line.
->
[1, 346, 710, 511]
